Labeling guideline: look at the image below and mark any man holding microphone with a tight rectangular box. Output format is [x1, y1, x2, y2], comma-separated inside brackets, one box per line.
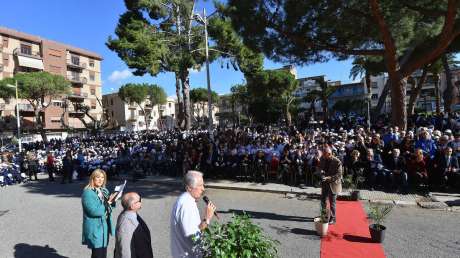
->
[170, 170, 217, 258]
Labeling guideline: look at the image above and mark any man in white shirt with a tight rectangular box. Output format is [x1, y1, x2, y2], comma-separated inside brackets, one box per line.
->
[170, 170, 216, 258]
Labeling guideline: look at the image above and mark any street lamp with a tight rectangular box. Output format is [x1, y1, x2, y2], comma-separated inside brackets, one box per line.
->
[6, 81, 21, 153]
[194, 8, 214, 135]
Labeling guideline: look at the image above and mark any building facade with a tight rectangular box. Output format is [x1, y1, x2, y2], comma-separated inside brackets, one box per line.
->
[0, 26, 103, 136]
[102, 93, 176, 131]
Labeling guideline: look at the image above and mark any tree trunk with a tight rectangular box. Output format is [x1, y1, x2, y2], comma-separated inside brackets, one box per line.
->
[407, 67, 428, 116]
[285, 103, 291, 127]
[322, 101, 328, 123]
[181, 71, 192, 130]
[389, 74, 407, 130]
[175, 73, 184, 130]
[434, 74, 441, 115]
[374, 80, 390, 117]
[365, 72, 371, 127]
[35, 109, 48, 143]
[310, 101, 316, 121]
[442, 54, 454, 113]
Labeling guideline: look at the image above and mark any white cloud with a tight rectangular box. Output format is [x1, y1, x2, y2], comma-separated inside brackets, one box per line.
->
[108, 69, 132, 82]
[188, 68, 201, 74]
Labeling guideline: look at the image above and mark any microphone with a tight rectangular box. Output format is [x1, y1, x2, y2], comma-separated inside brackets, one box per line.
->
[203, 196, 220, 219]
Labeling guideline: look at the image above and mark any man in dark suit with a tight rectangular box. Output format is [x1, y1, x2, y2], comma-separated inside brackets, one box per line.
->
[384, 148, 408, 193]
[115, 192, 153, 258]
[317, 146, 343, 225]
[432, 147, 459, 189]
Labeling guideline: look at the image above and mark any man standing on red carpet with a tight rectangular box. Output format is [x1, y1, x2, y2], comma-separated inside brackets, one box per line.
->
[318, 147, 343, 225]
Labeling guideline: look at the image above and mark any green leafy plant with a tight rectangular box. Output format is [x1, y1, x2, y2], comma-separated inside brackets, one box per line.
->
[197, 214, 279, 258]
[319, 206, 329, 223]
[343, 174, 365, 191]
[367, 204, 394, 230]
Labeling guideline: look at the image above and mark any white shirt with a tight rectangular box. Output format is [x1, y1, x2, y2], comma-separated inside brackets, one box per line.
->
[170, 192, 202, 258]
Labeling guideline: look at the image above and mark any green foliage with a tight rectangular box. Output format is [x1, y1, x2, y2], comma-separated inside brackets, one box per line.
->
[148, 84, 167, 106]
[190, 88, 219, 104]
[332, 100, 364, 114]
[320, 207, 329, 223]
[367, 204, 394, 226]
[342, 174, 365, 191]
[198, 214, 279, 258]
[0, 77, 16, 100]
[14, 72, 71, 101]
[118, 83, 149, 105]
[246, 69, 298, 124]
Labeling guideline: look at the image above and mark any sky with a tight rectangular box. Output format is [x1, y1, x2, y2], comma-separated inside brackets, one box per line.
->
[0, 0, 356, 97]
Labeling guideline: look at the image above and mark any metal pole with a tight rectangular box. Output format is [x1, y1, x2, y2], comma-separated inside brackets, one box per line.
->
[14, 81, 22, 153]
[203, 8, 213, 135]
[367, 87, 371, 128]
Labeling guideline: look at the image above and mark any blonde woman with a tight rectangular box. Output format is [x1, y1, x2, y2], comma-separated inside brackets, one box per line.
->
[81, 169, 118, 258]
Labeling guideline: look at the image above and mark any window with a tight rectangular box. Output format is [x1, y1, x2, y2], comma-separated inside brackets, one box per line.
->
[2, 37, 8, 48]
[89, 59, 95, 67]
[71, 55, 80, 65]
[52, 101, 63, 107]
[91, 105, 97, 110]
[20, 44, 32, 55]
[5, 99, 10, 105]
[3, 53, 9, 66]
[110, 99, 114, 105]
[139, 110, 145, 115]
[89, 71, 95, 81]
[371, 94, 378, 100]
[90, 89, 96, 95]
[168, 102, 172, 108]
[371, 82, 378, 88]
[50, 117, 61, 123]
[111, 111, 114, 116]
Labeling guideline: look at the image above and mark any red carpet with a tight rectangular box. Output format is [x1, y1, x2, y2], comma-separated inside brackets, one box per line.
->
[320, 200, 386, 258]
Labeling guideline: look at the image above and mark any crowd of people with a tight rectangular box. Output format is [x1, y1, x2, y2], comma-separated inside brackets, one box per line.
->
[1, 113, 460, 194]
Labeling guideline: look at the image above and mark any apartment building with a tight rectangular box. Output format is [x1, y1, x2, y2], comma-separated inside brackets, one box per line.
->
[0, 26, 103, 136]
[102, 93, 176, 131]
[369, 69, 460, 114]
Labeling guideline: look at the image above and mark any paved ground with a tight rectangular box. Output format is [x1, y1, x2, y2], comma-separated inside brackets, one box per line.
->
[0, 177, 459, 258]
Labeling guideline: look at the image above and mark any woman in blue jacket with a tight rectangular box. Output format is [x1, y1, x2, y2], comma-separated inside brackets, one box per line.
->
[81, 169, 117, 258]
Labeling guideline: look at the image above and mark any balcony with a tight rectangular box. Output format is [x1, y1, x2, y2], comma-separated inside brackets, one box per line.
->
[66, 59, 87, 70]
[13, 48, 42, 60]
[68, 92, 88, 102]
[66, 75, 87, 85]
[127, 115, 138, 122]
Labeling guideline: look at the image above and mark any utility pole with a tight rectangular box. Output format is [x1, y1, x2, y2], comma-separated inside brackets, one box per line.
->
[203, 8, 213, 134]
[7, 81, 21, 153]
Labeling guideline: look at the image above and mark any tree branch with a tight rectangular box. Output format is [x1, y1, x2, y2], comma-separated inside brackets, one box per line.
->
[400, 0, 460, 77]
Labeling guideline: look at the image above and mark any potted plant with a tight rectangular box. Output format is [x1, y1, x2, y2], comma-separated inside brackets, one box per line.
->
[367, 204, 394, 243]
[197, 214, 279, 258]
[313, 207, 329, 237]
[342, 174, 365, 201]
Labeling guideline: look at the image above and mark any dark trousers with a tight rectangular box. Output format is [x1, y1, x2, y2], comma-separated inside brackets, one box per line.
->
[321, 184, 337, 221]
[47, 165, 55, 181]
[91, 247, 107, 258]
[61, 169, 72, 183]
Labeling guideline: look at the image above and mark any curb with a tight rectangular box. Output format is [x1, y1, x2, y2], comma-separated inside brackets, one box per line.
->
[142, 177, 429, 207]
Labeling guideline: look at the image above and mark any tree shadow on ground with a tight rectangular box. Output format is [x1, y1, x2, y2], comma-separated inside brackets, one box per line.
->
[343, 234, 375, 243]
[19, 175, 182, 200]
[220, 209, 314, 222]
[445, 199, 460, 206]
[269, 225, 320, 240]
[14, 243, 68, 258]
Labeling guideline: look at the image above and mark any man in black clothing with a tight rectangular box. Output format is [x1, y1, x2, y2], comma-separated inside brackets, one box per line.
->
[432, 147, 459, 189]
[384, 148, 408, 193]
[115, 192, 153, 258]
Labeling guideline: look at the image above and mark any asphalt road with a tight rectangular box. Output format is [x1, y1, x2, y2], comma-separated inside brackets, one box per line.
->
[0, 177, 459, 258]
